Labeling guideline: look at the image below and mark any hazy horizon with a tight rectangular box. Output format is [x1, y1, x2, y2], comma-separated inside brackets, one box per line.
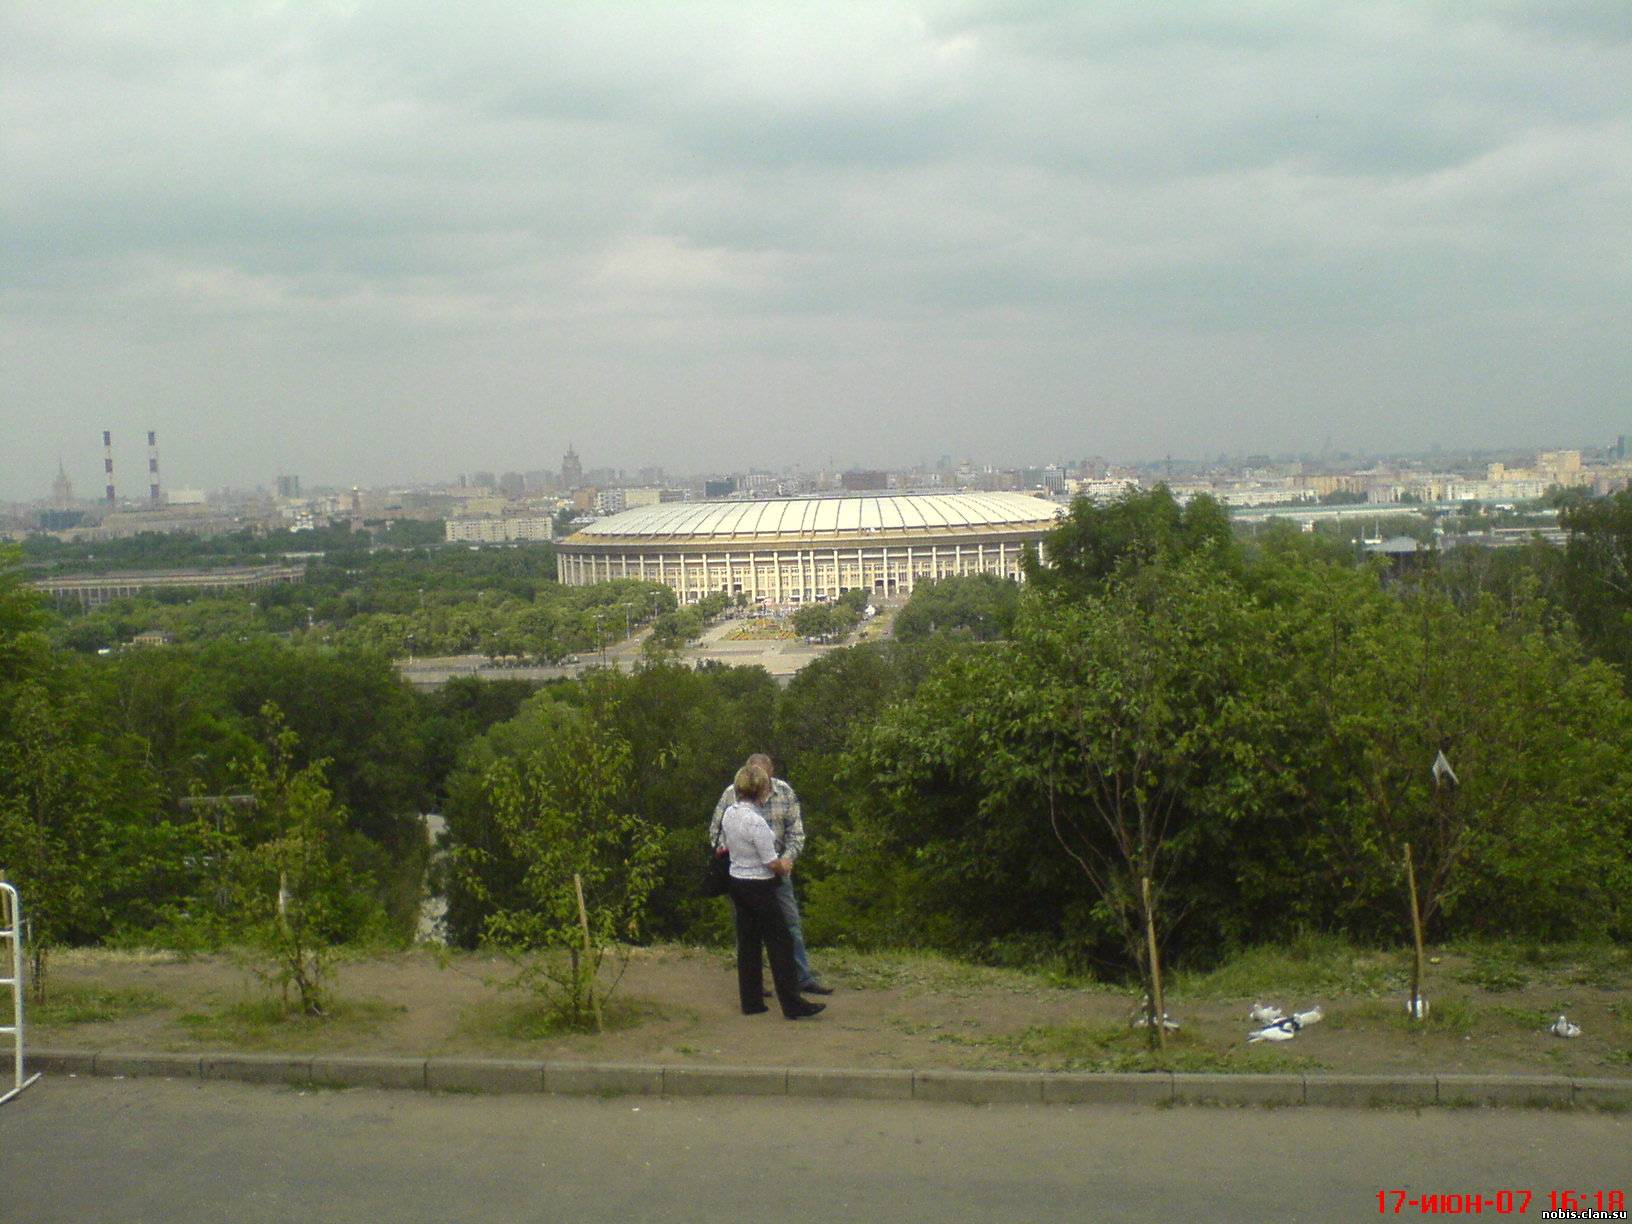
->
[5, 2, 1630, 502]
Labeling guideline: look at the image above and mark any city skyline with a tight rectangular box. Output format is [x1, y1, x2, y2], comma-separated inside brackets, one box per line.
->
[5, 2, 1630, 502]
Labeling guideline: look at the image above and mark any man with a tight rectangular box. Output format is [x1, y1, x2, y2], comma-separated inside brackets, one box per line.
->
[709, 753, 832, 995]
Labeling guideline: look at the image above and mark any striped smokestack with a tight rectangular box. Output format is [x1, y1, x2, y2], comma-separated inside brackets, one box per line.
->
[147, 430, 161, 504]
[103, 430, 115, 504]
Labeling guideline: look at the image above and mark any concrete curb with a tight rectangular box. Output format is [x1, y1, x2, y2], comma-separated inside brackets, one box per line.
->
[25, 1049, 1632, 1111]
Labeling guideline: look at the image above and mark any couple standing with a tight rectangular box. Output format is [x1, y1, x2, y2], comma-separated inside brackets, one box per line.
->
[709, 753, 832, 1020]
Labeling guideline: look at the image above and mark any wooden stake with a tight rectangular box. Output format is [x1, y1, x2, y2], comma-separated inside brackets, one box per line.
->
[574, 873, 603, 1033]
[1404, 843, 1426, 1020]
[1141, 876, 1166, 1054]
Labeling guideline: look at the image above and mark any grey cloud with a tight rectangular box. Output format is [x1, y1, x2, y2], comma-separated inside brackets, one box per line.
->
[2, 1, 1629, 496]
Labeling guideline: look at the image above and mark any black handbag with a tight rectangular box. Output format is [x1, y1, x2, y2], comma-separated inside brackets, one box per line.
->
[703, 846, 732, 897]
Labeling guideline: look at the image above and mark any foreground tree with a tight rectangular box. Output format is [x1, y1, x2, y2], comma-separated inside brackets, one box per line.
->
[203, 707, 378, 1016]
[454, 707, 661, 1029]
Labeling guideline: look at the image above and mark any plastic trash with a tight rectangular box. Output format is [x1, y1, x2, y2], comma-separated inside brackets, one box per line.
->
[1405, 996, 1430, 1019]
[1292, 1006, 1323, 1027]
[1249, 1002, 1284, 1025]
[1548, 1015, 1581, 1039]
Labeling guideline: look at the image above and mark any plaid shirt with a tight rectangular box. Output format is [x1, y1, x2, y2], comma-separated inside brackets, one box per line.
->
[709, 777, 805, 861]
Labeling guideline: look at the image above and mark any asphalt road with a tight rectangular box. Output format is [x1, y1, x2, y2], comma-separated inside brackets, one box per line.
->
[2, 1078, 1626, 1223]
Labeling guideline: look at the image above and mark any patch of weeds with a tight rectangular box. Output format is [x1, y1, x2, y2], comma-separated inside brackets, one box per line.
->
[1339, 995, 1482, 1038]
[456, 995, 663, 1043]
[979, 1022, 1321, 1074]
[1489, 1004, 1552, 1032]
[33, 985, 170, 1026]
[1172, 932, 1407, 1000]
[1453, 958, 1531, 993]
[1447, 940, 1631, 992]
[816, 947, 1107, 998]
[49, 946, 189, 968]
[174, 997, 406, 1050]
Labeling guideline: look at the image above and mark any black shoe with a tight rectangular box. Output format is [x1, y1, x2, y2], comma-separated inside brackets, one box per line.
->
[785, 1001, 825, 1020]
[800, 981, 834, 995]
[742, 1004, 769, 1015]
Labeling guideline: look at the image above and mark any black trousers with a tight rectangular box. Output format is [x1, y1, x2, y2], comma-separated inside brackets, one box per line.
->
[728, 876, 803, 1017]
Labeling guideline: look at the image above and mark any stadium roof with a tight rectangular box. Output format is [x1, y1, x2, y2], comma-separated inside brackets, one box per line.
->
[570, 492, 1062, 542]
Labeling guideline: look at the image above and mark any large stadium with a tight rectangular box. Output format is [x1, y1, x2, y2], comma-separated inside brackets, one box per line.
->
[556, 492, 1063, 605]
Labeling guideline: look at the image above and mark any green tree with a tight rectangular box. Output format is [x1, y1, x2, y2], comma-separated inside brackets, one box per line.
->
[894, 573, 1020, 641]
[455, 707, 661, 1029]
[208, 707, 378, 1016]
[1560, 489, 1632, 679]
[1023, 486, 1234, 597]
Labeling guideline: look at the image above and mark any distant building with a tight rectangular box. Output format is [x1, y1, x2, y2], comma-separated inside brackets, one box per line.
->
[841, 470, 889, 492]
[276, 474, 301, 499]
[444, 516, 554, 544]
[595, 488, 626, 515]
[561, 447, 584, 490]
[51, 461, 73, 507]
[32, 564, 304, 608]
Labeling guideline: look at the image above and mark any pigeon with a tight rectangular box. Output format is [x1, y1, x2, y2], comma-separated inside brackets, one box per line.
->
[1548, 1015, 1581, 1039]
[1247, 1005, 1324, 1044]
[1249, 1002, 1285, 1025]
[1248, 1018, 1300, 1043]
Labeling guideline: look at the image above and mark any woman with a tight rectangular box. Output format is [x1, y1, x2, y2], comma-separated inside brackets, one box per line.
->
[719, 763, 825, 1020]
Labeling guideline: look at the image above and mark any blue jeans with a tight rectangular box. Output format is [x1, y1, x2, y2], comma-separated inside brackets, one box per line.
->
[774, 873, 816, 986]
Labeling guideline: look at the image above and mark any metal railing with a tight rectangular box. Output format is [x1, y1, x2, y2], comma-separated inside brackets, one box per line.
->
[1, 879, 43, 1105]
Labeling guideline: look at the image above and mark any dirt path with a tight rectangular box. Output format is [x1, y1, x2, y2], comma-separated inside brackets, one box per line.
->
[31, 943, 1632, 1078]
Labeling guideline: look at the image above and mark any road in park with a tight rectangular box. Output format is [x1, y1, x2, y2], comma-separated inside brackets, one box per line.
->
[2, 1077, 1626, 1223]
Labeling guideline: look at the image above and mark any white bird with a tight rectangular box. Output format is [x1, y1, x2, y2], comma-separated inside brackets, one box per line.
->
[1249, 1002, 1284, 1025]
[1549, 1015, 1581, 1039]
[1248, 1019, 1299, 1043]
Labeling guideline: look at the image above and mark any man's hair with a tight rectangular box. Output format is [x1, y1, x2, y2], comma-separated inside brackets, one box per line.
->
[734, 763, 771, 803]
[746, 752, 775, 776]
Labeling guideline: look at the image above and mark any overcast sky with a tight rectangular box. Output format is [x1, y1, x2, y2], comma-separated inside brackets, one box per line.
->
[4, 1, 1629, 500]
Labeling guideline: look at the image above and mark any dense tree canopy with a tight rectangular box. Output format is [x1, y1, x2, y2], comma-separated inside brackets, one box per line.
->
[5, 489, 1632, 980]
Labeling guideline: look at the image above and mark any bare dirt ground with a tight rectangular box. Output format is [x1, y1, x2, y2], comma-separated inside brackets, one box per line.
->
[30, 941, 1632, 1078]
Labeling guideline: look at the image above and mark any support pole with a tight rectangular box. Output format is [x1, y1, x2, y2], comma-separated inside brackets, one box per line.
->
[574, 873, 602, 1033]
[1141, 876, 1166, 1053]
[1404, 842, 1427, 1020]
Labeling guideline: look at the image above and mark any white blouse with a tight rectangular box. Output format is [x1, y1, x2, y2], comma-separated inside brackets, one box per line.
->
[721, 801, 778, 880]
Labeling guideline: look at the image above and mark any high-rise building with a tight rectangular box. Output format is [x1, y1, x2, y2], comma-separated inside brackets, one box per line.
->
[276, 474, 302, 499]
[561, 447, 584, 490]
[52, 460, 74, 507]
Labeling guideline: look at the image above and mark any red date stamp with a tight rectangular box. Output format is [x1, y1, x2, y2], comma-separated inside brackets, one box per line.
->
[1377, 1189, 1626, 1216]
